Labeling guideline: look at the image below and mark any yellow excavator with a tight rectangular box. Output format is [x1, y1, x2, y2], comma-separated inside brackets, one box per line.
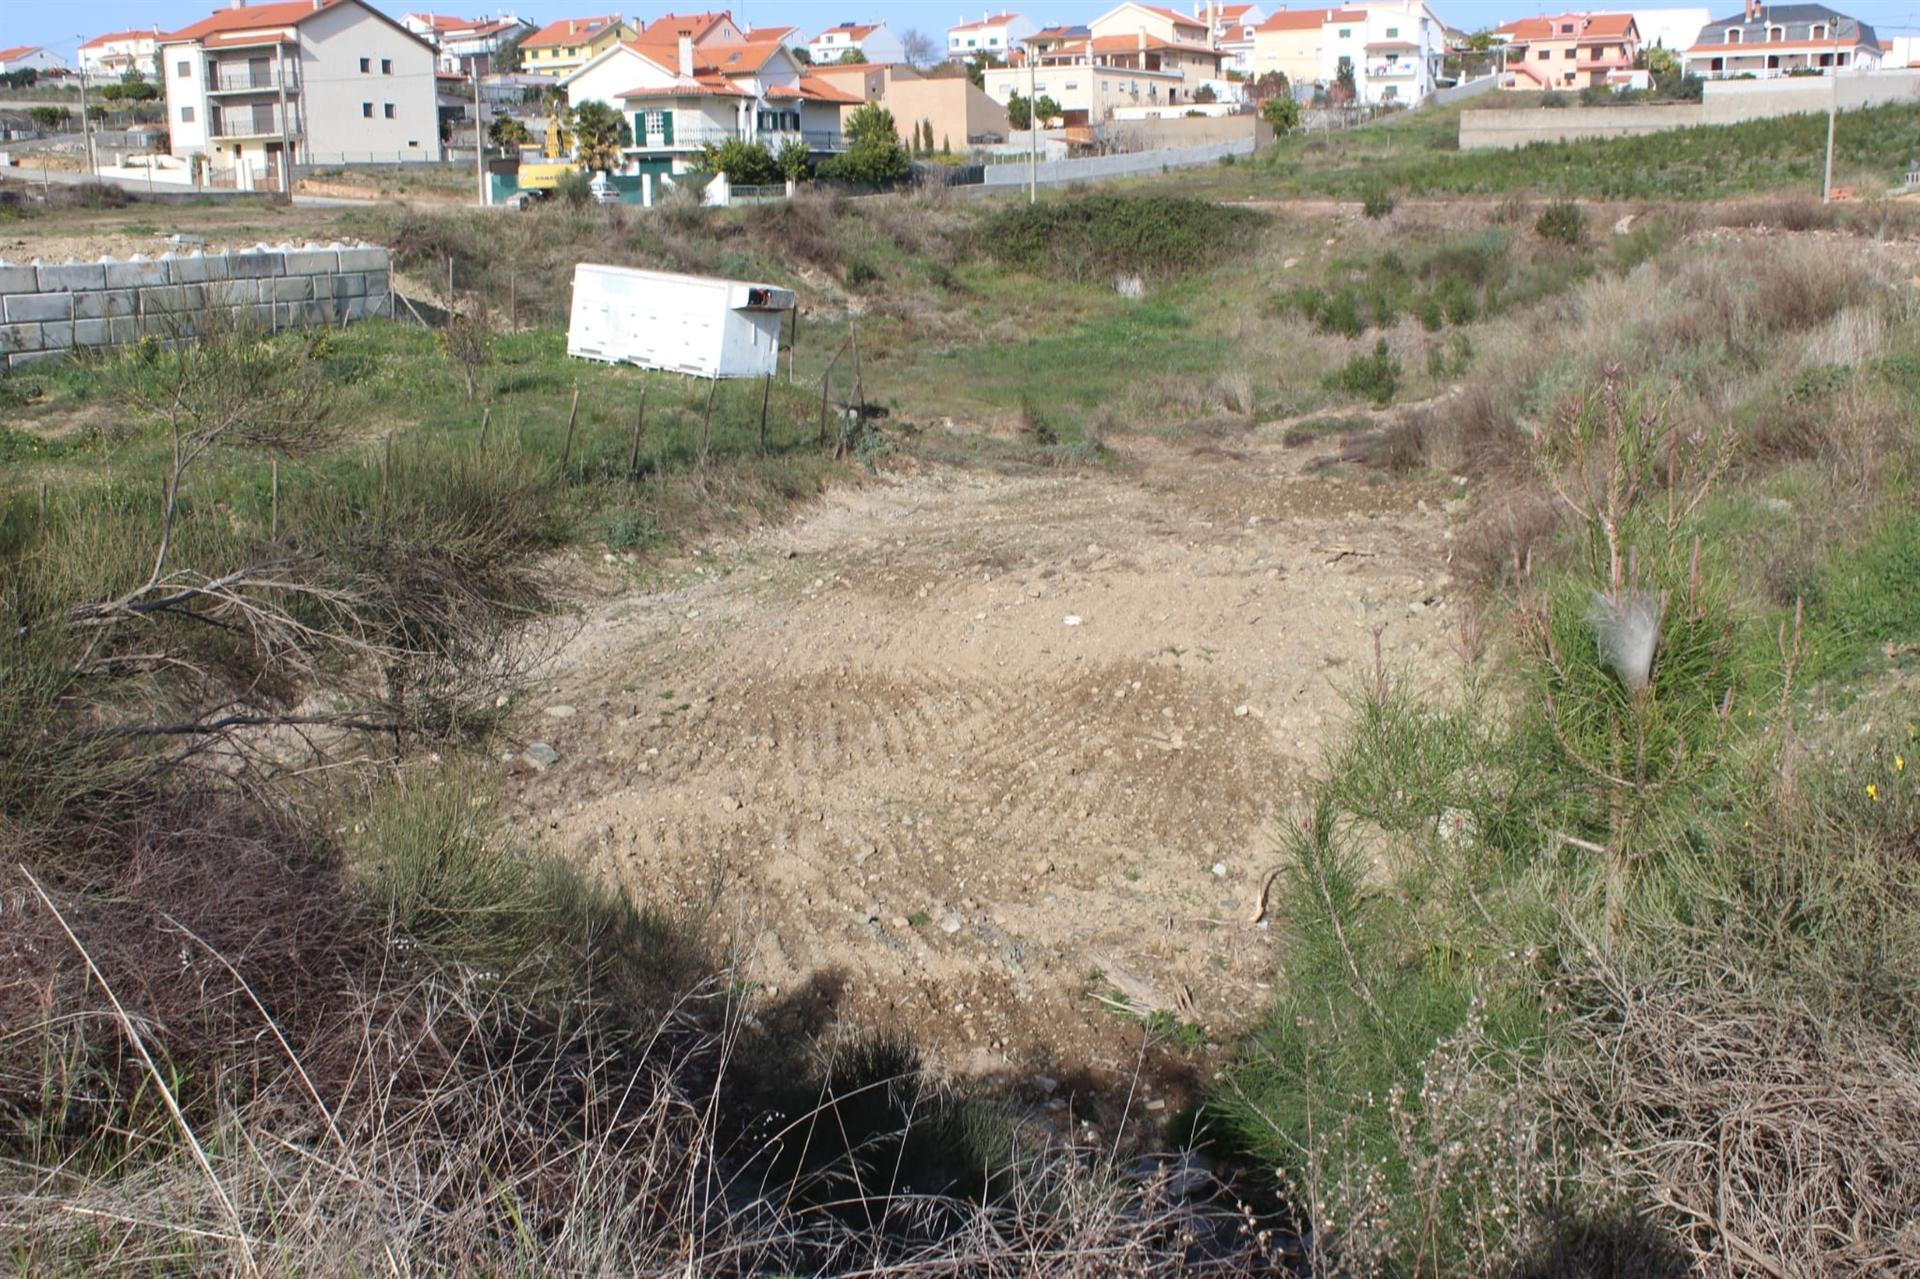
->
[516, 97, 580, 195]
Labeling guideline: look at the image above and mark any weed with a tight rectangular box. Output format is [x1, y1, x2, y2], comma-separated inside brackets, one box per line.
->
[1362, 186, 1396, 219]
[1325, 338, 1401, 405]
[978, 194, 1261, 282]
[1535, 200, 1588, 246]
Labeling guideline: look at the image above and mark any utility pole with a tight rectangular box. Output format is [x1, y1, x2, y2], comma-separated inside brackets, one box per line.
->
[1821, 68, 1837, 202]
[74, 42, 97, 177]
[275, 40, 295, 200]
[472, 65, 486, 205]
[1027, 48, 1037, 204]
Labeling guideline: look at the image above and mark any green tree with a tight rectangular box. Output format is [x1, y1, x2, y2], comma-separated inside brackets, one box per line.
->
[837, 48, 868, 65]
[775, 137, 810, 182]
[26, 105, 70, 131]
[494, 26, 528, 72]
[1033, 94, 1061, 126]
[697, 137, 780, 184]
[792, 45, 814, 65]
[1465, 29, 1496, 51]
[85, 104, 107, 123]
[1249, 69, 1290, 102]
[1006, 89, 1031, 130]
[1261, 95, 1301, 132]
[488, 115, 530, 150]
[966, 51, 999, 87]
[1192, 83, 1217, 103]
[823, 102, 909, 183]
[1334, 56, 1356, 102]
[567, 99, 628, 172]
[920, 119, 935, 154]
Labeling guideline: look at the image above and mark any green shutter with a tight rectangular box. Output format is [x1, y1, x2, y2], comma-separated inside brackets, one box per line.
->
[661, 109, 673, 145]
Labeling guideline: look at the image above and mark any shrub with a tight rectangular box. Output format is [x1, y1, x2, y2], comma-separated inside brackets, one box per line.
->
[1362, 186, 1396, 219]
[1325, 337, 1401, 404]
[1261, 96, 1301, 132]
[1539, 89, 1570, 108]
[698, 138, 780, 185]
[979, 194, 1261, 282]
[1535, 199, 1587, 245]
[552, 168, 592, 207]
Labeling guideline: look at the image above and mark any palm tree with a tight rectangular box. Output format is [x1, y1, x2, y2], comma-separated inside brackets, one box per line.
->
[568, 100, 628, 174]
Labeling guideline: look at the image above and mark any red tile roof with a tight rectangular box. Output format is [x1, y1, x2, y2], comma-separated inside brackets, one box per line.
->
[521, 14, 623, 50]
[766, 75, 863, 102]
[79, 29, 160, 49]
[161, 0, 344, 43]
[617, 75, 750, 97]
[812, 22, 879, 41]
[406, 12, 477, 32]
[636, 11, 736, 44]
[0, 46, 42, 61]
[1257, 8, 1363, 32]
[950, 11, 1025, 31]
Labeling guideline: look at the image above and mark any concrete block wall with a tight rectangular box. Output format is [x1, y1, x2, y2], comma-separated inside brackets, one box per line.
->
[0, 243, 393, 372]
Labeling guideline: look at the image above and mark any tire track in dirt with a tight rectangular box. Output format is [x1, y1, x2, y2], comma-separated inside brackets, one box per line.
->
[506, 426, 1464, 1098]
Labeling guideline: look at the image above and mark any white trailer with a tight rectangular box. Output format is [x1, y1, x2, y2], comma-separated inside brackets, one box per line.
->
[566, 264, 795, 379]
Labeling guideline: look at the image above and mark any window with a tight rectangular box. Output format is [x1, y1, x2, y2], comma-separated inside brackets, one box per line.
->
[359, 56, 370, 72]
[383, 102, 394, 118]
[1560, 22, 1574, 33]
[180, 104, 195, 122]
[177, 59, 191, 77]
[1726, 28, 1741, 42]
[1811, 23, 1828, 38]
[362, 102, 373, 117]
[1767, 25, 1783, 41]
[381, 58, 392, 73]
[1385, 26, 1399, 37]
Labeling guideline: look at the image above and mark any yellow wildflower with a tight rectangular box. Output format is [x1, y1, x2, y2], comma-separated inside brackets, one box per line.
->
[1867, 783, 1880, 802]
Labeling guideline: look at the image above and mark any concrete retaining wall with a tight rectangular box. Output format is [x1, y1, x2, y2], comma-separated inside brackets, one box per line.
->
[1460, 69, 1920, 149]
[1701, 69, 1920, 124]
[1458, 103, 1704, 149]
[0, 241, 391, 372]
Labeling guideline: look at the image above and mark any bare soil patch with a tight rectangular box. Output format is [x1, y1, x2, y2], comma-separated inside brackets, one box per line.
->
[503, 422, 1462, 1110]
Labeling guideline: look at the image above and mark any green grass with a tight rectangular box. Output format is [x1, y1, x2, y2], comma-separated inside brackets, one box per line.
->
[1130, 100, 1920, 201]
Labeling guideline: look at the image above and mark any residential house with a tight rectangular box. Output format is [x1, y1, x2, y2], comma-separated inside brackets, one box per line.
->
[1248, 8, 1362, 93]
[1614, 7, 1708, 56]
[1493, 12, 1641, 89]
[1195, 3, 1269, 74]
[807, 22, 907, 66]
[986, 21, 1222, 123]
[564, 33, 854, 176]
[78, 30, 163, 79]
[401, 13, 474, 42]
[1088, 2, 1211, 46]
[947, 13, 1038, 61]
[437, 17, 534, 73]
[1680, 1, 1879, 78]
[0, 46, 69, 75]
[1025, 24, 1091, 56]
[160, 0, 442, 186]
[520, 15, 635, 78]
[1353, 0, 1448, 103]
[809, 61, 1011, 147]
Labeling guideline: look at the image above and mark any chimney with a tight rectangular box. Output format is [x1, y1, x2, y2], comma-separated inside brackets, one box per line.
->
[1745, 0, 1761, 20]
[1138, 27, 1147, 51]
[231, 0, 247, 8]
[678, 33, 694, 74]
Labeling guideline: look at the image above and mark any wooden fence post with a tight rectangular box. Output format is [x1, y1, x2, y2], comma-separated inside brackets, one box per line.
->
[628, 386, 647, 478]
[478, 405, 491, 448]
[758, 371, 772, 454]
[560, 386, 580, 473]
[699, 377, 718, 475]
[270, 457, 279, 538]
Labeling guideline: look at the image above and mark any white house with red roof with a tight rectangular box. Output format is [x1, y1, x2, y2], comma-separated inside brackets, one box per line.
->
[436, 17, 534, 73]
[1193, 3, 1269, 74]
[982, 3, 1224, 122]
[946, 13, 1039, 61]
[160, 0, 441, 184]
[0, 46, 69, 76]
[806, 21, 906, 66]
[1492, 12, 1642, 90]
[78, 30, 163, 79]
[563, 28, 855, 177]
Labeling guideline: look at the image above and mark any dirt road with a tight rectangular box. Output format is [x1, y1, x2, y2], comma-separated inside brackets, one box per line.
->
[506, 423, 1462, 1105]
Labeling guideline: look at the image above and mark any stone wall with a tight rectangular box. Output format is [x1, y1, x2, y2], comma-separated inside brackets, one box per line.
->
[0, 242, 392, 372]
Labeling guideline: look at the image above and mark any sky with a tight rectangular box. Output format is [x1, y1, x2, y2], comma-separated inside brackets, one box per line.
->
[6, 0, 1918, 57]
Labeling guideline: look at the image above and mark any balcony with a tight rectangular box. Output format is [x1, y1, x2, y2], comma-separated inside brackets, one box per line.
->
[205, 65, 301, 94]
[209, 105, 301, 138]
[1368, 60, 1419, 77]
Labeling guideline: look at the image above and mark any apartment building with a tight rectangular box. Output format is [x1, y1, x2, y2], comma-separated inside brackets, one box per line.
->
[77, 30, 163, 79]
[1249, 8, 1363, 88]
[809, 61, 1011, 146]
[399, 12, 533, 73]
[1196, 3, 1269, 73]
[1355, 0, 1447, 102]
[161, 0, 442, 186]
